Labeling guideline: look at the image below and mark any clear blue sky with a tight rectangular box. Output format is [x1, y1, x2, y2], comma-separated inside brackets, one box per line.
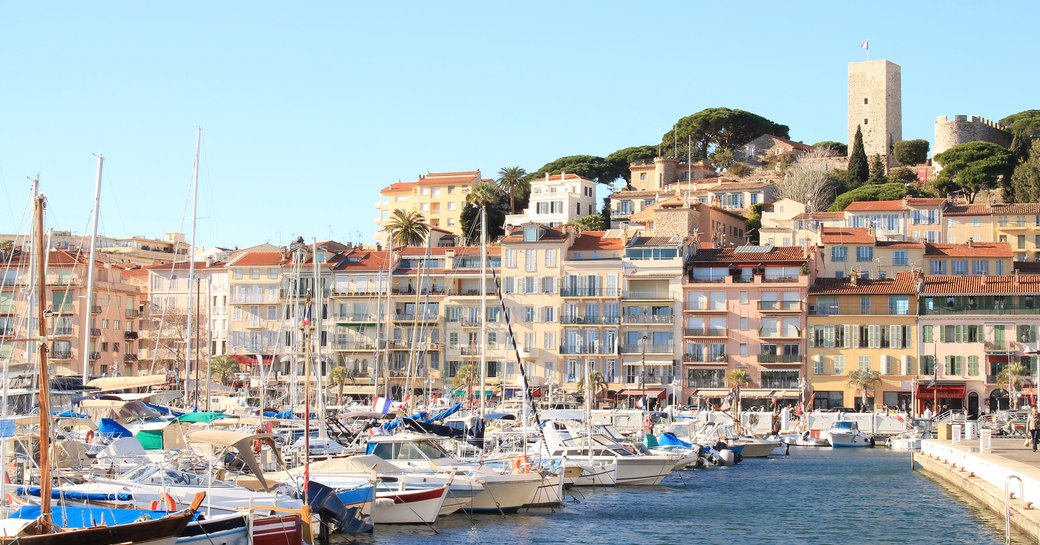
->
[1, 2, 1036, 250]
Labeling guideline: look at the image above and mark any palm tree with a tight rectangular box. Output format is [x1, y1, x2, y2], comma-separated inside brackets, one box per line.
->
[725, 369, 752, 420]
[496, 166, 529, 213]
[329, 365, 354, 404]
[577, 370, 609, 406]
[383, 209, 430, 249]
[848, 369, 881, 411]
[453, 362, 478, 404]
[467, 181, 503, 208]
[998, 362, 1028, 408]
[208, 355, 240, 386]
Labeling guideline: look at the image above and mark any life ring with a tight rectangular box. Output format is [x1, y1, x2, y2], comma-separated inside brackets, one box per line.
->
[149, 493, 177, 512]
[85, 430, 95, 444]
[252, 439, 262, 454]
[511, 455, 531, 474]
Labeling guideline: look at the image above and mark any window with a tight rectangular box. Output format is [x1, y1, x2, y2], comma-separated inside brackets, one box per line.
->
[973, 260, 989, 275]
[858, 355, 870, 372]
[250, 268, 260, 279]
[268, 268, 278, 279]
[524, 250, 537, 272]
[856, 246, 873, 262]
[930, 260, 946, 275]
[864, 98, 869, 104]
[543, 332, 554, 350]
[831, 247, 848, 262]
[834, 355, 845, 375]
[740, 317, 748, 330]
[504, 249, 516, 268]
[860, 296, 871, 314]
[945, 355, 962, 376]
[968, 356, 980, 377]
[864, 118, 868, 125]
[922, 355, 935, 375]
[545, 249, 557, 268]
[639, 172, 647, 181]
[813, 357, 825, 375]
[893, 251, 908, 266]
[952, 260, 967, 275]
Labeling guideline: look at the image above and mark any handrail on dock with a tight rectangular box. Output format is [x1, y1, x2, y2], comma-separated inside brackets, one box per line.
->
[1004, 474, 1023, 545]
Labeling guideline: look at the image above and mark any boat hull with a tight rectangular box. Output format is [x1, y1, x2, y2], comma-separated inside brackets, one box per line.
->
[614, 457, 674, 486]
[467, 474, 542, 513]
[368, 485, 447, 524]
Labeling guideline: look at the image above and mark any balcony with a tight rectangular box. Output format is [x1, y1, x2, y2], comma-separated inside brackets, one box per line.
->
[49, 305, 74, 315]
[920, 305, 1038, 316]
[626, 290, 672, 301]
[393, 313, 439, 323]
[758, 327, 802, 339]
[331, 341, 376, 351]
[458, 346, 480, 356]
[757, 354, 803, 364]
[809, 304, 912, 316]
[52, 327, 74, 337]
[761, 275, 802, 284]
[985, 340, 1015, 352]
[125, 309, 142, 319]
[622, 314, 674, 324]
[89, 328, 102, 337]
[50, 350, 72, 360]
[998, 220, 1030, 230]
[46, 274, 81, 286]
[687, 379, 726, 389]
[560, 287, 620, 298]
[758, 301, 803, 312]
[123, 353, 138, 362]
[91, 305, 102, 315]
[124, 331, 139, 340]
[683, 354, 727, 364]
[335, 314, 380, 324]
[561, 315, 619, 325]
[559, 344, 615, 355]
[684, 305, 728, 313]
[89, 352, 100, 361]
[0, 328, 13, 337]
[620, 343, 674, 354]
[684, 328, 727, 337]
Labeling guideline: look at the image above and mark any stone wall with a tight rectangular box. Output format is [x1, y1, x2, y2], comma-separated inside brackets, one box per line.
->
[848, 60, 902, 164]
[933, 115, 1012, 156]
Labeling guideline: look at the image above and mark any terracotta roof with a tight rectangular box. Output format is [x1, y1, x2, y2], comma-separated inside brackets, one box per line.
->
[570, 232, 625, 252]
[809, 271, 918, 295]
[381, 181, 416, 192]
[690, 246, 808, 263]
[501, 225, 569, 243]
[397, 246, 501, 257]
[761, 134, 814, 152]
[904, 197, 947, 207]
[146, 261, 226, 271]
[844, 200, 903, 212]
[944, 204, 992, 216]
[230, 252, 283, 266]
[792, 211, 844, 221]
[991, 203, 1040, 215]
[922, 275, 1040, 295]
[419, 171, 482, 184]
[876, 240, 925, 249]
[532, 173, 595, 183]
[332, 249, 391, 272]
[924, 242, 1012, 258]
[820, 227, 874, 245]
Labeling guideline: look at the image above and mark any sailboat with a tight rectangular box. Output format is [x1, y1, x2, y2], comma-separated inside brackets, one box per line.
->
[1, 195, 203, 544]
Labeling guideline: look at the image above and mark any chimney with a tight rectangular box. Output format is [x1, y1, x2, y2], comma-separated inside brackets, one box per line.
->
[376, 243, 382, 252]
[545, 172, 550, 182]
[205, 256, 214, 267]
[849, 270, 859, 286]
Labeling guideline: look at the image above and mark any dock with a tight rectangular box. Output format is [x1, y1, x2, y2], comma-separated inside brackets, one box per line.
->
[917, 436, 1040, 543]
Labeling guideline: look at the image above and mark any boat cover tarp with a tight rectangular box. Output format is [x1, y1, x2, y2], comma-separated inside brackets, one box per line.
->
[16, 486, 133, 502]
[309, 480, 373, 535]
[136, 428, 164, 450]
[146, 402, 184, 417]
[9, 504, 198, 526]
[402, 418, 464, 439]
[86, 374, 168, 392]
[421, 402, 462, 423]
[177, 411, 228, 423]
[98, 418, 133, 438]
[0, 419, 17, 439]
[657, 432, 693, 449]
[96, 437, 149, 462]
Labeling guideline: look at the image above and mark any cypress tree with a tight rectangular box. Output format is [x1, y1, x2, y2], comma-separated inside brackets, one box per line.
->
[848, 125, 869, 187]
[867, 154, 887, 184]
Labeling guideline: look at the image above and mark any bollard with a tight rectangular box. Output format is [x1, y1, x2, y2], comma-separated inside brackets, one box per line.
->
[980, 428, 992, 453]
[952, 425, 962, 444]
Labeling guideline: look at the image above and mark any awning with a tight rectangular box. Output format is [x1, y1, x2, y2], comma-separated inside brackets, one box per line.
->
[617, 389, 666, 398]
[741, 388, 800, 399]
[229, 354, 276, 366]
[693, 388, 730, 397]
[451, 390, 496, 397]
[916, 384, 966, 398]
[336, 386, 375, 396]
[987, 355, 1011, 363]
[86, 374, 168, 392]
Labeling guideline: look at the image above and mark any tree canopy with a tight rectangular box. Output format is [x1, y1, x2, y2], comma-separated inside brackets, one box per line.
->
[662, 107, 789, 160]
[867, 154, 887, 185]
[847, 125, 869, 188]
[604, 145, 658, 184]
[892, 139, 930, 165]
[933, 141, 1016, 203]
[384, 209, 430, 248]
[460, 182, 507, 244]
[575, 214, 607, 232]
[527, 155, 625, 185]
[830, 183, 909, 211]
[496, 166, 529, 214]
[1009, 140, 1040, 203]
[887, 167, 919, 186]
[813, 141, 848, 156]
[1000, 109, 1040, 158]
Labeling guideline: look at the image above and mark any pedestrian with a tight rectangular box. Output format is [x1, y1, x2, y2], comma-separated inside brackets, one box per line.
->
[1029, 408, 1040, 452]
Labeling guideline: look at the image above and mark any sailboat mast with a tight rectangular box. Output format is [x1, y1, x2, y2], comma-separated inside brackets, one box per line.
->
[478, 206, 487, 420]
[184, 128, 201, 408]
[312, 239, 327, 441]
[81, 155, 103, 384]
[34, 195, 53, 532]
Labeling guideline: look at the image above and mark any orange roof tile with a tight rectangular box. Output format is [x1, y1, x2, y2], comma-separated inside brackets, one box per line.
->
[944, 204, 992, 216]
[569, 232, 624, 252]
[904, 197, 947, 207]
[332, 249, 391, 272]
[820, 227, 874, 245]
[843, 200, 904, 212]
[991, 203, 1040, 215]
[809, 271, 918, 295]
[792, 211, 845, 221]
[876, 240, 925, 249]
[924, 242, 1012, 258]
[690, 246, 809, 263]
[230, 252, 283, 266]
[922, 274, 1040, 295]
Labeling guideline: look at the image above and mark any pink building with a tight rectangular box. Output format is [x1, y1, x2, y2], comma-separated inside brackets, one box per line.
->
[682, 245, 814, 407]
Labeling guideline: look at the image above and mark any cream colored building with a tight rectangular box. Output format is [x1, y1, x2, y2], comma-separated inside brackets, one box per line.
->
[818, 227, 924, 280]
[991, 203, 1040, 262]
[625, 197, 749, 247]
[375, 170, 485, 243]
[944, 203, 994, 245]
[505, 173, 600, 228]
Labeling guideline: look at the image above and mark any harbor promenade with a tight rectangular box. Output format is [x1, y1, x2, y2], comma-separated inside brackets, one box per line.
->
[917, 436, 1040, 543]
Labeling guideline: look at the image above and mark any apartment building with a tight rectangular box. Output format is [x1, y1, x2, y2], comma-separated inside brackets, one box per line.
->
[807, 272, 918, 411]
[918, 274, 1040, 415]
[819, 227, 924, 279]
[328, 247, 390, 396]
[626, 197, 749, 247]
[610, 180, 776, 229]
[629, 157, 714, 192]
[0, 250, 143, 378]
[501, 224, 573, 390]
[923, 242, 1012, 277]
[991, 203, 1040, 262]
[505, 173, 599, 228]
[559, 231, 623, 403]
[682, 245, 813, 407]
[844, 197, 948, 243]
[375, 170, 485, 242]
[944, 203, 994, 245]
[226, 251, 286, 362]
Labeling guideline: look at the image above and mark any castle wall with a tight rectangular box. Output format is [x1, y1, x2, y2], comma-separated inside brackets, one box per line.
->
[933, 115, 1013, 156]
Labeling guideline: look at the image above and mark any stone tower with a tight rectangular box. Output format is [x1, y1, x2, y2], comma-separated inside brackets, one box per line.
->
[848, 60, 902, 164]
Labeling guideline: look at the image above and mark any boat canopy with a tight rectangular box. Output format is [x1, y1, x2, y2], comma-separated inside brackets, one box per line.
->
[86, 374, 168, 392]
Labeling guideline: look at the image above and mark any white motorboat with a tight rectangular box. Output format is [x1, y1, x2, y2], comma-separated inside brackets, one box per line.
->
[539, 421, 675, 486]
[887, 429, 922, 450]
[825, 420, 875, 448]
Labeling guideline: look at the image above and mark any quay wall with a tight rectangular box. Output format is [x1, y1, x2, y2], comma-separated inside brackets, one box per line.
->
[918, 440, 1040, 542]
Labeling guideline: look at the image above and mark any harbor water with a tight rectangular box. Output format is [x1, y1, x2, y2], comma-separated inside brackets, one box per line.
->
[355, 448, 1014, 545]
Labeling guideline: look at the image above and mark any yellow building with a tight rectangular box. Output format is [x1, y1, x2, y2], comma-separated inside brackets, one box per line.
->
[501, 224, 574, 390]
[944, 203, 993, 245]
[807, 271, 919, 411]
[375, 170, 485, 242]
[818, 227, 923, 280]
[991, 203, 1040, 262]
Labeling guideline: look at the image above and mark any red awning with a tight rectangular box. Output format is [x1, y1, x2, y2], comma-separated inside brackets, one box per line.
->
[618, 389, 666, 399]
[916, 384, 966, 398]
[229, 354, 276, 366]
[987, 355, 1011, 363]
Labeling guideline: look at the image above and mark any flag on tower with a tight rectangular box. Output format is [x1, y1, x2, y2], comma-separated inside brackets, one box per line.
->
[860, 40, 869, 50]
